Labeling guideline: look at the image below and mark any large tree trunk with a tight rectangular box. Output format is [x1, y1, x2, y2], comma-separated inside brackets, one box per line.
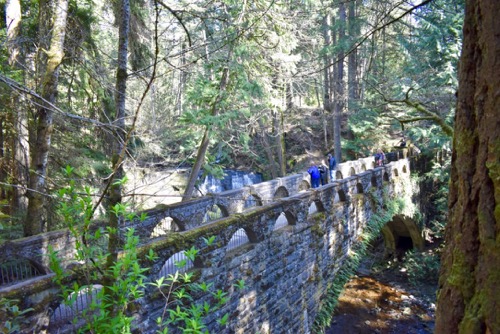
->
[435, 1, 500, 333]
[333, 3, 346, 163]
[25, 0, 68, 236]
[347, 0, 359, 124]
[322, 13, 332, 149]
[105, 0, 130, 273]
[5, 0, 29, 216]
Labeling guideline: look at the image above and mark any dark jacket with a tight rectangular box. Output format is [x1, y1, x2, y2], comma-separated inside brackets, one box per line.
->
[328, 156, 336, 169]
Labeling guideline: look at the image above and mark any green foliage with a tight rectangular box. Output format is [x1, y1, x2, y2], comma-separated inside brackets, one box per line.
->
[49, 167, 148, 333]
[0, 298, 33, 334]
[49, 166, 243, 333]
[402, 249, 441, 286]
[151, 238, 245, 334]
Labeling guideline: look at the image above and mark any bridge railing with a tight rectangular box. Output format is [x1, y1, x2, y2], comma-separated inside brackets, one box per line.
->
[0, 157, 411, 332]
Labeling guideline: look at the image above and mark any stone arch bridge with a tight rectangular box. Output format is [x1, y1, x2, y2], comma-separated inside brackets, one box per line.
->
[0, 155, 423, 333]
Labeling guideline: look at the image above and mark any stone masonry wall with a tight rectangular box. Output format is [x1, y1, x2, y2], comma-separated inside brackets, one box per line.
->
[0, 158, 414, 333]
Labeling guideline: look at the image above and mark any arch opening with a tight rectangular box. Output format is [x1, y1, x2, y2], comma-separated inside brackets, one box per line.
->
[244, 194, 262, 209]
[159, 251, 194, 278]
[274, 212, 289, 230]
[335, 171, 343, 180]
[50, 284, 103, 326]
[150, 216, 182, 238]
[349, 167, 356, 176]
[0, 258, 46, 287]
[299, 180, 310, 192]
[227, 228, 250, 250]
[202, 204, 228, 223]
[274, 186, 289, 199]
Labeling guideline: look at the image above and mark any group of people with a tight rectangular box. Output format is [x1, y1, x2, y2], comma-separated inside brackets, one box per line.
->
[308, 148, 387, 188]
[307, 153, 337, 188]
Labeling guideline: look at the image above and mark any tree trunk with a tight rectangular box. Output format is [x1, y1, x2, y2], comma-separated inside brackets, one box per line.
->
[435, 1, 500, 333]
[182, 67, 229, 201]
[333, 3, 346, 163]
[5, 0, 29, 216]
[347, 0, 359, 119]
[322, 13, 332, 148]
[257, 119, 279, 179]
[105, 0, 130, 274]
[25, 0, 68, 236]
[274, 108, 286, 177]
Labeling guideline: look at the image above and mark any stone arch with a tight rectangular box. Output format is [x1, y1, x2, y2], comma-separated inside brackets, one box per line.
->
[308, 199, 326, 215]
[158, 251, 195, 278]
[349, 167, 356, 176]
[227, 228, 250, 250]
[0, 258, 47, 287]
[383, 172, 389, 182]
[299, 180, 310, 192]
[150, 216, 183, 238]
[50, 284, 104, 326]
[380, 226, 396, 257]
[335, 170, 343, 180]
[337, 189, 347, 202]
[361, 164, 367, 172]
[402, 165, 408, 173]
[356, 183, 364, 194]
[273, 186, 289, 199]
[393, 168, 399, 177]
[244, 193, 263, 209]
[273, 212, 289, 230]
[371, 174, 378, 188]
[202, 204, 229, 223]
[380, 215, 424, 258]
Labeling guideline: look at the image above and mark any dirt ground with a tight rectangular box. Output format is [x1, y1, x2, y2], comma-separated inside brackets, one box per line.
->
[326, 262, 437, 334]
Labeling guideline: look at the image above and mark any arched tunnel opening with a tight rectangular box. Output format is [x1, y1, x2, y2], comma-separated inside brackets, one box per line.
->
[397, 236, 413, 251]
[395, 236, 414, 260]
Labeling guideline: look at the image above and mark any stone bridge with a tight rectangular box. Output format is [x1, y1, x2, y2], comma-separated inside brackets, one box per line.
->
[0, 155, 423, 333]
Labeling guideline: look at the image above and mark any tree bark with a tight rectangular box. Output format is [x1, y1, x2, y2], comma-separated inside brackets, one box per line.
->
[435, 1, 500, 333]
[322, 13, 332, 148]
[25, 0, 68, 236]
[5, 0, 29, 216]
[333, 3, 346, 164]
[105, 0, 130, 273]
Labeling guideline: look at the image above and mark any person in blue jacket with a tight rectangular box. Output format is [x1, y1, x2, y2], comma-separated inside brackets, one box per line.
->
[327, 153, 336, 181]
[308, 161, 321, 188]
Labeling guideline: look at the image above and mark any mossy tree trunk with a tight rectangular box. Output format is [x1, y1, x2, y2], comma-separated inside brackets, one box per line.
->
[25, 0, 68, 236]
[105, 0, 130, 277]
[435, 1, 500, 333]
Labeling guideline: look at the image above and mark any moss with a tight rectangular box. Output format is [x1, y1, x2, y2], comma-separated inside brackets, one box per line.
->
[310, 214, 326, 238]
[445, 237, 475, 302]
[311, 197, 407, 333]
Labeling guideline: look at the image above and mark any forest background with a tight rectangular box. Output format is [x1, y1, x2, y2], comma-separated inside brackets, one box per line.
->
[0, 0, 462, 238]
[0, 0, 471, 332]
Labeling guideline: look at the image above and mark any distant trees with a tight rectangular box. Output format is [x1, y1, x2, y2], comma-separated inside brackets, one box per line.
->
[435, 0, 500, 332]
[0, 0, 462, 235]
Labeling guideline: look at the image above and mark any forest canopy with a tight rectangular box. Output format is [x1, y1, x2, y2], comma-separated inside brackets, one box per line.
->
[0, 0, 463, 236]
